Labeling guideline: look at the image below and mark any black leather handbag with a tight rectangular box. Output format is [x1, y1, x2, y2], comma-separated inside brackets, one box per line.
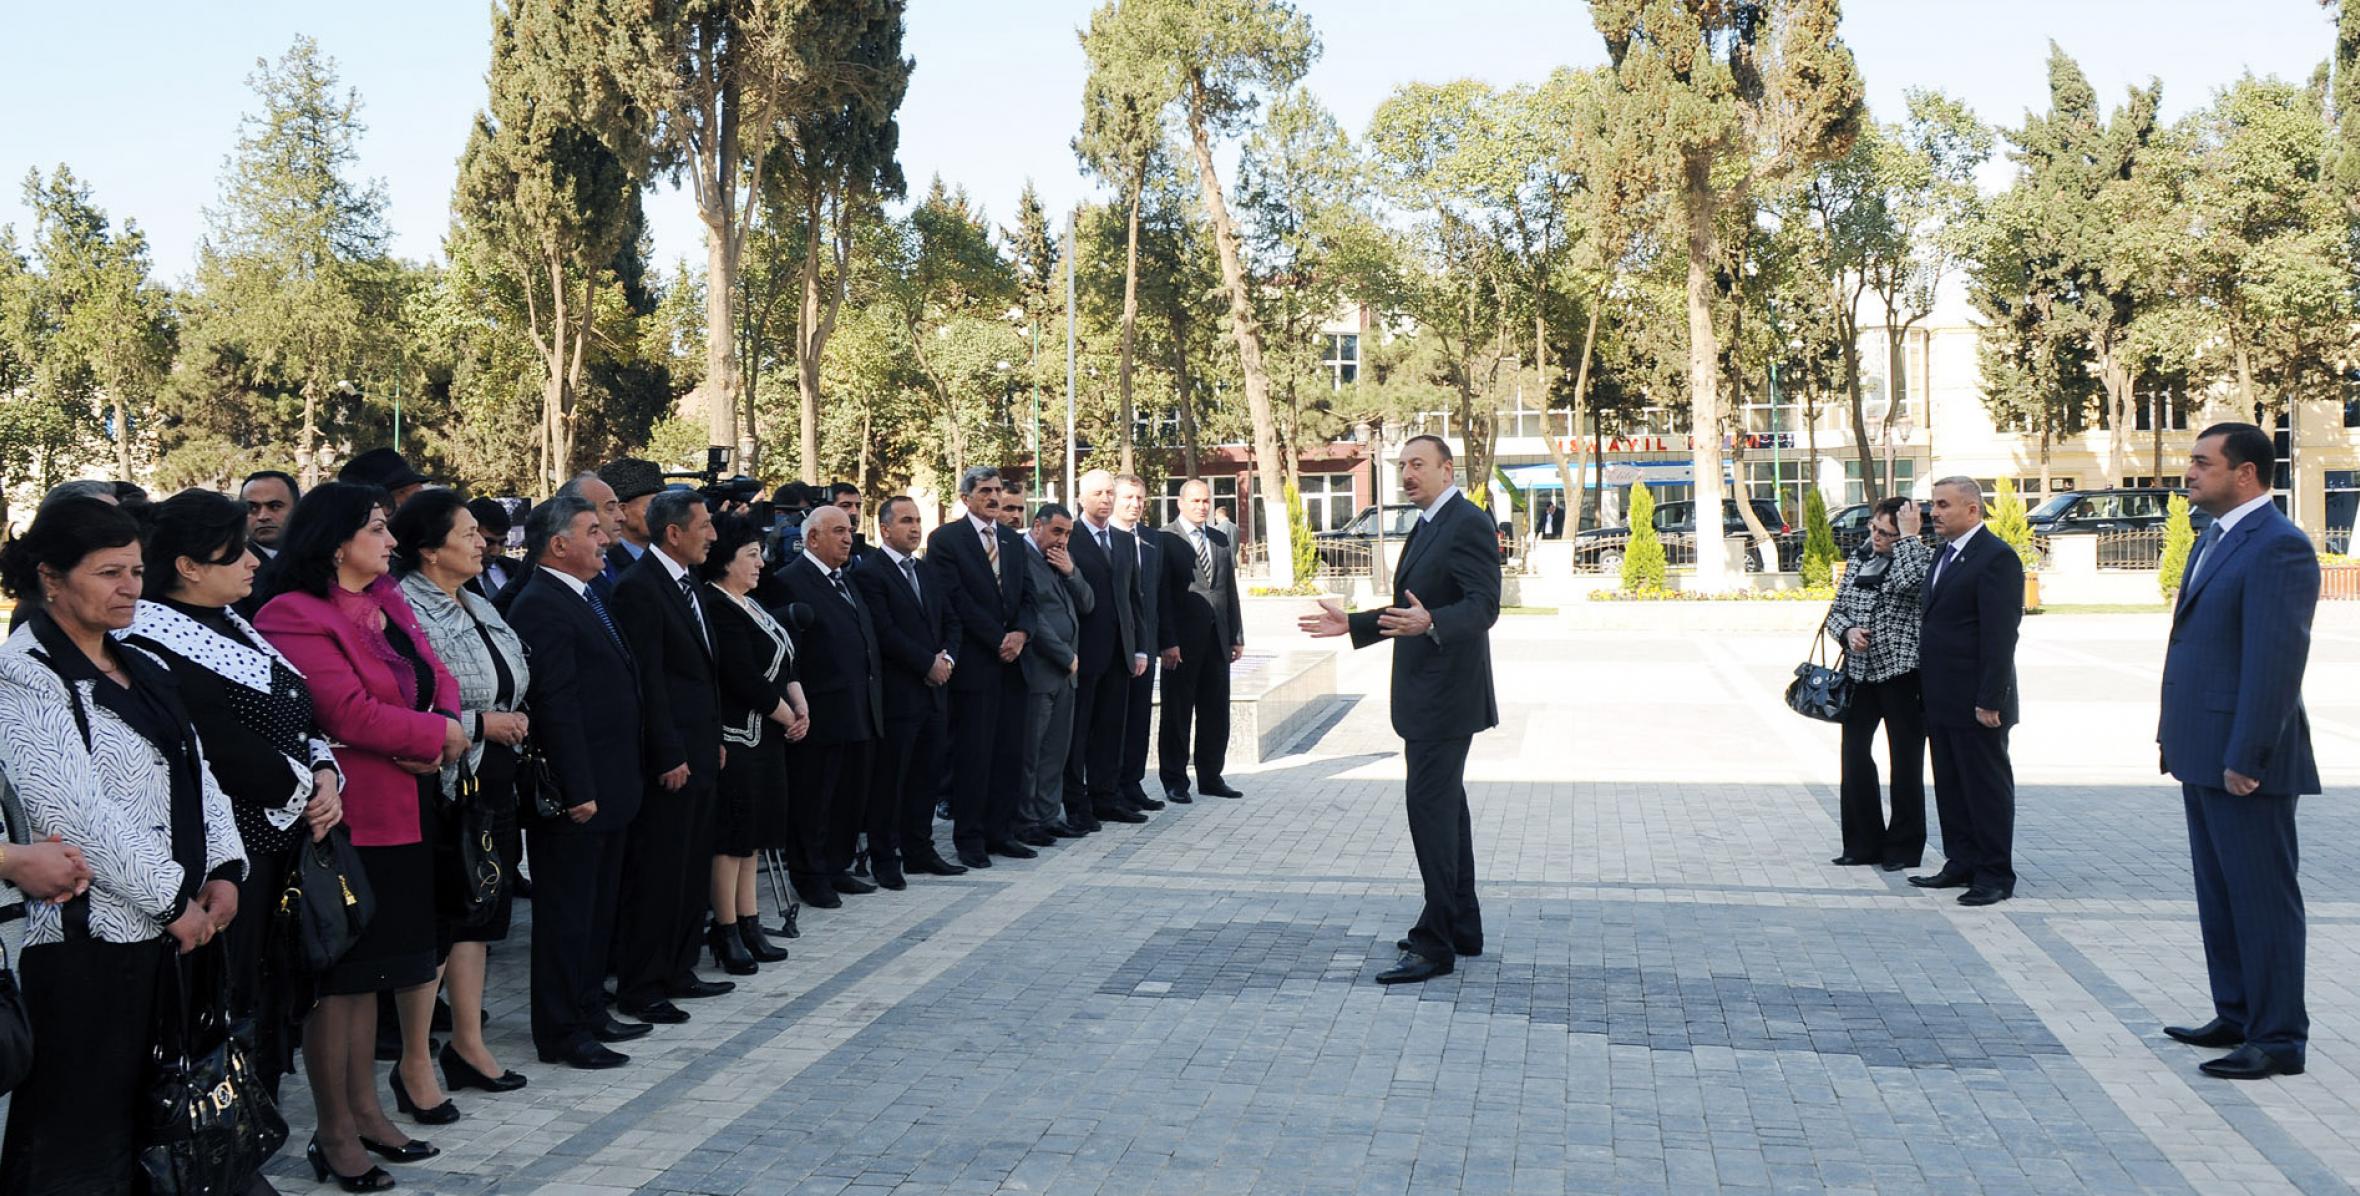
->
[280, 827, 375, 973]
[515, 737, 567, 822]
[444, 762, 505, 928]
[137, 942, 289, 1194]
[1784, 630, 1853, 723]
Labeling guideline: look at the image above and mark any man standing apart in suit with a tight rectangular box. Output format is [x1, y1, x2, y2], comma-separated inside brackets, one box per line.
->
[1299, 435, 1500, 984]
[2159, 423, 2321, 1080]
[1158, 479, 1245, 802]
[1910, 476, 2024, 907]
[1112, 475, 1177, 809]
[506, 497, 649, 1068]
[1018, 505, 1093, 844]
[610, 490, 733, 1024]
[851, 496, 968, 881]
[927, 467, 1033, 869]
[1065, 469, 1152, 830]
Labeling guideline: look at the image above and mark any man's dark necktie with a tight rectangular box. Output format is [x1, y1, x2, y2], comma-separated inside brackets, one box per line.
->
[1930, 542, 1958, 591]
[830, 568, 854, 605]
[899, 555, 922, 600]
[2183, 521, 2223, 592]
[583, 585, 628, 657]
[1192, 528, 1213, 587]
[678, 574, 711, 651]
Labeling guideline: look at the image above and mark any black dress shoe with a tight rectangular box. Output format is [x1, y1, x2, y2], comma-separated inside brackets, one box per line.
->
[1376, 953, 1453, 985]
[909, 852, 969, 876]
[439, 1041, 528, 1093]
[670, 976, 736, 999]
[1397, 937, 1483, 959]
[830, 873, 878, 895]
[988, 839, 1038, 859]
[592, 1018, 653, 1043]
[552, 1040, 629, 1070]
[1018, 828, 1058, 847]
[355, 1134, 440, 1164]
[2165, 1018, 2246, 1048]
[1131, 795, 1167, 812]
[1829, 855, 1873, 866]
[1907, 870, 1971, 889]
[1956, 886, 2010, 907]
[619, 1000, 690, 1025]
[739, 921, 789, 962]
[956, 848, 993, 869]
[1164, 787, 1194, 805]
[792, 877, 843, 909]
[1095, 806, 1148, 824]
[872, 860, 908, 890]
[388, 1067, 460, 1125]
[2199, 1044, 2303, 1079]
[1879, 861, 1912, 872]
[1199, 781, 1245, 798]
[308, 1139, 396, 1191]
[1071, 816, 1103, 833]
[1042, 820, 1086, 839]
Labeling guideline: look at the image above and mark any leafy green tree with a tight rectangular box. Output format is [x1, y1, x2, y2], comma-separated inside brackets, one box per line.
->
[1077, 1, 1182, 475]
[1591, 0, 1865, 590]
[878, 178, 1022, 482]
[2158, 492, 2195, 596]
[186, 36, 398, 488]
[0, 226, 102, 510]
[1112, 0, 1318, 585]
[451, 0, 656, 493]
[1282, 479, 1317, 583]
[19, 167, 173, 482]
[1986, 478, 2041, 569]
[1621, 480, 1665, 592]
[1800, 488, 1839, 587]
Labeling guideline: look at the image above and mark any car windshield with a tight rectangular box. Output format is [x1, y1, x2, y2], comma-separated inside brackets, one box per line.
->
[2029, 494, 2077, 520]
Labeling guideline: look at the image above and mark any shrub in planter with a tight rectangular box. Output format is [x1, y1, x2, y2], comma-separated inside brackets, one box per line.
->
[1800, 488, 1839, 587]
[1621, 484, 1666, 591]
[2157, 493, 2194, 598]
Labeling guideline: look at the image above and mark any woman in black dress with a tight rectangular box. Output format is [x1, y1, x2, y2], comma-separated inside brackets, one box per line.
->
[122, 491, 346, 1148]
[701, 513, 806, 972]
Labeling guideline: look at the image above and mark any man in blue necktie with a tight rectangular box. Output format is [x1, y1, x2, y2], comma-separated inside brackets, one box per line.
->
[1909, 476, 2023, 907]
[2157, 423, 2321, 1081]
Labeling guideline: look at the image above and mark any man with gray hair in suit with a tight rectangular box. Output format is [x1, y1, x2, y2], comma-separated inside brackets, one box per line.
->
[1017, 504, 1093, 844]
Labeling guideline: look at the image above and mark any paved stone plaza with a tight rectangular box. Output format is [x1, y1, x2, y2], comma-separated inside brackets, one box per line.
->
[259, 605, 2360, 1195]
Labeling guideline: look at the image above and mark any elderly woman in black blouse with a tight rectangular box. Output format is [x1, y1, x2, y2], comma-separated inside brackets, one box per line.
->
[393, 490, 532, 1103]
[122, 489, 347, 1145]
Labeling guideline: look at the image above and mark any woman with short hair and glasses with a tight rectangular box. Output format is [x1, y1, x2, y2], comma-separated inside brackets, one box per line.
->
[1823, 495, 1934, 871]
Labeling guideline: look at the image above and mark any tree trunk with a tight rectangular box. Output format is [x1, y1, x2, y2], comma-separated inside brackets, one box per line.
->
[1533, 307, 1581, 560]
[1680, 153, 1728, 588]
[703, 222, 738, 456]
[1170, 313, 1201, 479]
[300, 382, 319, 490]
[1185, 80, 1292, 586]
[795, 195, 827, 484]
[1118, 179, 1142, 476]
[1836, 285, 1880, 504]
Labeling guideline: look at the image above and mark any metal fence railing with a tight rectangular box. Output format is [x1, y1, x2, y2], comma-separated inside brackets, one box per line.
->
[2095, 528, 2170, 570]
[1311, 538, 1374, 578]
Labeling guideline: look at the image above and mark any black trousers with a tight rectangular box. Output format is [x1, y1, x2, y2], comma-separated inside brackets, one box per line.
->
[0, 935, 171, 1195]
[785, 739, 852, 884]
[613, 776, 715, 1008]
[223, 836, 295, 1101]
[1837, 671, 1927, 865]
[949, 668, 1027, 852]
[1064, 655, 1131, 815]
[1159, 626, 1232, 789]
[824, 739, 880, 874]
[2185, 783, 2308, 1060]
[1118, 664, 1156, 798]
[877, 709, 945, 862]
[1402, 735, 1483, 965]
[526, 825, 626, 1054]
[1928, 722, 2015, 892]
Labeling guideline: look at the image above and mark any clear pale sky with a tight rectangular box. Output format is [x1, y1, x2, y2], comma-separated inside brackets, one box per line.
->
[0, 1, 2339, 284]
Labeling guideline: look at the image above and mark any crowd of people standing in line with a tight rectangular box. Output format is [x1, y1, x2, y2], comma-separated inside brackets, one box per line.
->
[1822, 422, 2324, 1082]
[0, 445, 1248, 1193]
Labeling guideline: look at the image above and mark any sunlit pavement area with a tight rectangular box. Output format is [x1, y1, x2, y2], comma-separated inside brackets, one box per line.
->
[253, 604, 2360, 1194]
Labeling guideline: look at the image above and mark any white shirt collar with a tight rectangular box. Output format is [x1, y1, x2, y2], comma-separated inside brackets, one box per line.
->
[881, 544, 917, 568]
[1420, 486, 1462, 522]
[969, 511, 997, 536]
[539, 564, 590, 597]
[2211, 492, 2275, 535]
[802, 549, 841, 577]
[651, 545, 692, 584]
[1081, 514, 1112, 536]
[1942, 522, 1983, 554]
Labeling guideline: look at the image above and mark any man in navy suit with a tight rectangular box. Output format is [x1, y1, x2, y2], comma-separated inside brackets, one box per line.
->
[1112, 474, 1178, 809]
[507, 497, 650, 1068]
[850, 495, 967, 882]
[2158, 423, 2321, 1081]
[1300, 435, 1501, 985]
[1908, 476, 2023, 907]
[926, 467, 1035, 868]
[775, 506, 887, 905]
[1065, 469, 1151, 832]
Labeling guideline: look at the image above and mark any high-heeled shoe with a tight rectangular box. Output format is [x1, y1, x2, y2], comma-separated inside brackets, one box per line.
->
[388, 1065, 461, 1125]
[439, 1041, 528, 1093]
[355, 1134, 440, 1163]
[708, 920, 758, 976]
[739, 919, 788, 963]
[307, 1138, 396, 1191]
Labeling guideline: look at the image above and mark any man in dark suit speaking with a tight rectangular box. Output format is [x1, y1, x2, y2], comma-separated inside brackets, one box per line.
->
[1300, 434, 1500, 985]
[2158, 423, 2321, 1081]
[1908, 475, 2023, 908]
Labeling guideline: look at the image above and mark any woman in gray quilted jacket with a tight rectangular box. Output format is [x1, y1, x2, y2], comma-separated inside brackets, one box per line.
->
[1822, 496, 1933, 870]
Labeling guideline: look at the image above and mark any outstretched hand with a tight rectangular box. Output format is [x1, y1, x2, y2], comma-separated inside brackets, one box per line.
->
[1376, 591, 1433, 638]
[1297, 599, 1348, 639]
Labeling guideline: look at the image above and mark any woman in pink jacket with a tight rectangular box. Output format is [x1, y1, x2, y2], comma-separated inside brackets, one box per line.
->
[257, 482, 467, 1191]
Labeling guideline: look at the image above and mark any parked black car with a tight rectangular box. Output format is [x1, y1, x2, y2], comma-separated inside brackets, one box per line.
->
[1313, 502, 1513, 569]
[1571, 497, 1791, 573]
[2027, 487, 2212, 536]
[1828, 499, 1936, 555]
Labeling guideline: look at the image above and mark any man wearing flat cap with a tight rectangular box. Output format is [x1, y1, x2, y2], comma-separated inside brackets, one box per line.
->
[340, 446, 434, 507]
[599, 458, 667, 580]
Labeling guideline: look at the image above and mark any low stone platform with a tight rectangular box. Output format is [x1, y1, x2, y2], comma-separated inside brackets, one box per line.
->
[1148, 648, 1339, 763]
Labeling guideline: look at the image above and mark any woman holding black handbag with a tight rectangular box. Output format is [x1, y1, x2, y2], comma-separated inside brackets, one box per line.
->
[123, 491, 347, 1139]
[394, 491, 531, 1103]
[1822, 496, 1934, 871]
[0, 496, 252, 1193]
